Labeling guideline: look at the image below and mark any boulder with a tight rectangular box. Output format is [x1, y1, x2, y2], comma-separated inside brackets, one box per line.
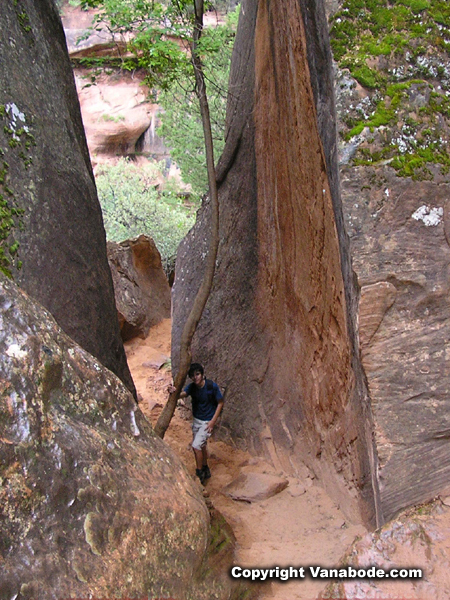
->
[107, 235, 171, 341]
[321, 499, 450, 600]
[0, 0, 134, 395]
[223, 473, 289, 503]
[0, 274, 237, 600]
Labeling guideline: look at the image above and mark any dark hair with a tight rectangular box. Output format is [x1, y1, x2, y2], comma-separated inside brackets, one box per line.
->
[188, 362, 204, 378]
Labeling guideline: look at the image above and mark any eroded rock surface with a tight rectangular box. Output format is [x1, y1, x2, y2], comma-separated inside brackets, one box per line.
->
[333, 2, 450, 521]
[107, 235, 171, 341]
[74, 70, 166, 161]
[0, 275, 235, 600]
[0, 0, 134, 395]
[342, 166, 450, 522]
[172, 0, 380, 527]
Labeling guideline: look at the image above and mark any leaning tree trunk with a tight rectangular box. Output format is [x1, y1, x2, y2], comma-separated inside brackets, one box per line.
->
[154, 0, 220, 438]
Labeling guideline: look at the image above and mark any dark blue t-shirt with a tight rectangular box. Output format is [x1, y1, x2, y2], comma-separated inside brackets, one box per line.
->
[184, 379, 223, 421]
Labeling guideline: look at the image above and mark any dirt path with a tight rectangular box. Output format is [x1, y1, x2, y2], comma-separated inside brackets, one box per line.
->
[125, 320, 367, 600]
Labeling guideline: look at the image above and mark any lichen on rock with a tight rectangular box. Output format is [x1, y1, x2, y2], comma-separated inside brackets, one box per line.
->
[330, 0, 450, 179]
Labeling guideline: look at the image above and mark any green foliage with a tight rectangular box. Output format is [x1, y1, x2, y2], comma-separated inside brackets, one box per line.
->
[157, 9, 238, 200]
[350, 64, 381, 89]
[73, 0, 240, 200]
[101, 113, 125, 122]
[96, 159, 195, 271]
[79, 0, 200, 89]
[80, 0, 239, 199]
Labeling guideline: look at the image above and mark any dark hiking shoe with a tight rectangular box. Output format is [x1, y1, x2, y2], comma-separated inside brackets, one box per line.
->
[196, 468, 206, 484]
[202, 465, 211, 480]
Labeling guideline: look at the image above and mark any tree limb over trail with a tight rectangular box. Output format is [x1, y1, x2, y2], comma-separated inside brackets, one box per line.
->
[154, 0, 220, 439]
[79, 0, 223, 438]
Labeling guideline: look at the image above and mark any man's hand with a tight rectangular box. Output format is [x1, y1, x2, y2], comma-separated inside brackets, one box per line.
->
[168, 384, 188, 399]
[206, 420, 216, 434]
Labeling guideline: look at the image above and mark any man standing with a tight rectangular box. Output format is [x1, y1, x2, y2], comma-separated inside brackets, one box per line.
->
[169, 363, 224, 484]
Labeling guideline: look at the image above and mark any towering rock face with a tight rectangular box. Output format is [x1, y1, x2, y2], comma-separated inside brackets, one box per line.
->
[0, 0, 134, 395]
[172, 0, 381, 527]
[329, 1, 450, 520]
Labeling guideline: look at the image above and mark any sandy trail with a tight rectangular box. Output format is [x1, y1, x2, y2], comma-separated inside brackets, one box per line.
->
[125, 319, 366, 600]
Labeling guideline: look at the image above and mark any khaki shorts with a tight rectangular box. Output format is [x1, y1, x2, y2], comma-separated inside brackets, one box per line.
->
[192, 417, 211, 450]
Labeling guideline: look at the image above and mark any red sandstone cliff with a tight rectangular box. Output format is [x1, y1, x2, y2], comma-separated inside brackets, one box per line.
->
[172, 0, 381, 528]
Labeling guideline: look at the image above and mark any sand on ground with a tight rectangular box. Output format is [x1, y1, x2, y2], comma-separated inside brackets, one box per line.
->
[125, 319, 367, 600]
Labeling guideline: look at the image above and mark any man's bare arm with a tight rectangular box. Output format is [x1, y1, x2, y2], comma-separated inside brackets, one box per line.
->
[207, 400, 224, 433]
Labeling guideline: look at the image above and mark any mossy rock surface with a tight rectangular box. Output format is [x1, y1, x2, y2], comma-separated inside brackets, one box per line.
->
[331, 0, 450, 178]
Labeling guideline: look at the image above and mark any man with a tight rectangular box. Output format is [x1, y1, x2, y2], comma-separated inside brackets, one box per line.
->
[169, 363, 223, 484]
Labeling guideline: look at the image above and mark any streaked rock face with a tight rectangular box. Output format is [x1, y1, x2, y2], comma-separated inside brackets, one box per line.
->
[342, 166, 450, 521]
[172, 0, 380, 527]
[0, 0, 134, 395]
[0, 275, 234, 600]
[329, 1, 450, 521]
[173, 0, 450, 527]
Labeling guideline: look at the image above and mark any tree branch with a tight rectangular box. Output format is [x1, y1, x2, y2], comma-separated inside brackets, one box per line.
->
[154, 0, 220, 439]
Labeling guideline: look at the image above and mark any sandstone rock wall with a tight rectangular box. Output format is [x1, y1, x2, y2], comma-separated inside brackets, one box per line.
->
[74, 70, 167, 163]
[0, 0, 134, 395]
[342, 168, 450, 521]
[172, 0, 381, 527]
[331, 2, 450, 520]
[62, 5, 173, 165]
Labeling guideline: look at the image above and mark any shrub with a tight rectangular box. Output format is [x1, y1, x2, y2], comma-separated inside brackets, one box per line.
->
[95, 159, 195, 273]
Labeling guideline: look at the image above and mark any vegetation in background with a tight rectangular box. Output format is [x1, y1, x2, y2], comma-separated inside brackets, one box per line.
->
[157, 8, 239, 200]
[96, 159, 195, 274]
[80, 0, 227, 438]
[329, 0, 450, 179]
[74, 2, 239, 202]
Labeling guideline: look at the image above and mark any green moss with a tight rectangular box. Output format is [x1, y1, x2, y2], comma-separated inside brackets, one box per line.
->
[331, 0, 450, 178]
[401, 0, 430, 11]
[17, 11, 32, 33]
[0, 106, 30, 277]
[352, 64, 381, 88]
[346, 100, 396, 139]
[13, 5, 34, 44]
[390, 146, 450, 178]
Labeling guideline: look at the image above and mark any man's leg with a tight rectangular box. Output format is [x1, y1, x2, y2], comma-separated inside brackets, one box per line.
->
[193, 447, 203, 470]
[192, 419, 210, 483]
[201, 446, 211, 479]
